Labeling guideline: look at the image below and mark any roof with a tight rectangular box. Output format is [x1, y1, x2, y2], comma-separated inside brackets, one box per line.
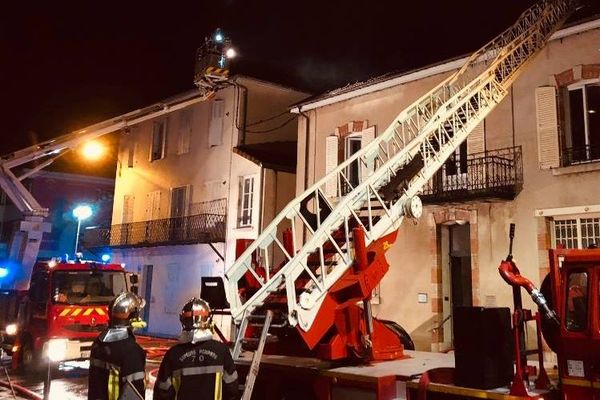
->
[234, 141, 297, 173]
[291, 15, 600, 113]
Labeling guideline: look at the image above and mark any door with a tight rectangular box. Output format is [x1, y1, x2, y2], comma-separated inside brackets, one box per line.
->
[441, 223, 472, 349]
[141, 265, 153, 333]
[170, 186, 187, 240]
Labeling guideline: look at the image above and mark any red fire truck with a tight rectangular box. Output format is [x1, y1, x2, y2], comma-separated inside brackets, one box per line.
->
[0, 259, 133, 370]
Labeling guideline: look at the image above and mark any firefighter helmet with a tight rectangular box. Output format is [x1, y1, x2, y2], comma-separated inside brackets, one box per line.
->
[108, 292, 146, 328]
[180, 298, 212, 331]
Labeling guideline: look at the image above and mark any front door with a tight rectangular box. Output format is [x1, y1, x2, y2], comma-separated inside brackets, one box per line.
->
[141, 265, 153, 332]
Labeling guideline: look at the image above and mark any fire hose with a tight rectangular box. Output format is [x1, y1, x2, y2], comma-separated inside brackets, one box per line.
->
[0, 379, 42, 400]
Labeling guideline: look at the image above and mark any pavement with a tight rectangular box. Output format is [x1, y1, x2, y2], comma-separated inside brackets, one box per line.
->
[1, 335, 177, 400]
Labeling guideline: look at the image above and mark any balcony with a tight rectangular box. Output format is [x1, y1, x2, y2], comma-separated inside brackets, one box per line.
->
[420, 146, 523, 204]
[561, 144, 600, 167]
[84, 199, 226, 249]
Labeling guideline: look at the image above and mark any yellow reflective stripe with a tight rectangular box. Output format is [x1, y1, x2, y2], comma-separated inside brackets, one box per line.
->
[172, 370, 182, 400]
[83, 308, 94, 316]
[59, 309, 71, 317]
[562, 377, 593, 388]
[95, 308, 106, 316]
[214, 371, 222, 400]
[108, 368, 120, 400]
[71, 308, 83, 317]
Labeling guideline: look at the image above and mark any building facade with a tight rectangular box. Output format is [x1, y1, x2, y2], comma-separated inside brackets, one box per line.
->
[290, 18, 600, 351]
[85, 76, 307, 336]
[0, 170, 114, 261]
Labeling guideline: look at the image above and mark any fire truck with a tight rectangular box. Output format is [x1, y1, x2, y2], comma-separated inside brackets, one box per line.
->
[0, 258, 134, 370]
[219, 0, 597, 399]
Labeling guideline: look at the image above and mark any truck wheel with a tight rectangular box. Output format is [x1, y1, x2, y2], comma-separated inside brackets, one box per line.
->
[20, 340, 41, 373]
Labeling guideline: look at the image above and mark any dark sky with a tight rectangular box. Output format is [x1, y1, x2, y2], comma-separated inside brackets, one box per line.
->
[1, 0, 598, 175]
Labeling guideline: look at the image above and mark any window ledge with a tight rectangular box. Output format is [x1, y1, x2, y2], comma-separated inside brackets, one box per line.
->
[552, 162, 600, 176]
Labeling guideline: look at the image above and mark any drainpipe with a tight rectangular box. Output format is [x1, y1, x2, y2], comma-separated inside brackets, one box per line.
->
[299, 107, 311, 243]
[230, 79, 248, 145]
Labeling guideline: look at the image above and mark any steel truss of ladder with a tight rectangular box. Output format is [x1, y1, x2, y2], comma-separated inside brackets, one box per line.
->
[225, 0, 577, 333]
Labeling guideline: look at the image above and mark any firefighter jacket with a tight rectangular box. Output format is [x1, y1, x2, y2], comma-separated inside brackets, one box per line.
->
[153, 339, 238, 400]
[88, 328, 146, 400]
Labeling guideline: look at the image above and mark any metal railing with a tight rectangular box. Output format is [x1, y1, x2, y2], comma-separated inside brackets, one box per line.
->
[422, 146, 523, 202]
[561, 144, 600, 167]
[84, 199, 226, 248]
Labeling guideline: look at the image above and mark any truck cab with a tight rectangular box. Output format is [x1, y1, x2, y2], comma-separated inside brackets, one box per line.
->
[0, 259, 130, 369]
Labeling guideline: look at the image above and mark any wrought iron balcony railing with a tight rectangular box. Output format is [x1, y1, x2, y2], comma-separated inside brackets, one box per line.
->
[420, 146, 523, 204]
[83, 198, 226, 249]
[561, 144, 600, 167]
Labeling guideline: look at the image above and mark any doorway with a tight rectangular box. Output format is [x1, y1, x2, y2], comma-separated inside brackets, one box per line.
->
[440, 222, 472, 349]
[142, 265, 153, 332]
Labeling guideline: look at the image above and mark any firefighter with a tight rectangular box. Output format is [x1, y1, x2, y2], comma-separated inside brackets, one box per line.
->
[88, 292, 147, 400]
[154, 298, 238, 400]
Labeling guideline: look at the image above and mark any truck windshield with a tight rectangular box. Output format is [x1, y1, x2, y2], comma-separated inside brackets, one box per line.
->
[51, 271, 127, 305]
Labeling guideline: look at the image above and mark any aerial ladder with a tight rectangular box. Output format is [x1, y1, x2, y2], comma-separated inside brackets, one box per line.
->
[225, 0, 577, 365]
[0, 29, 234, 290]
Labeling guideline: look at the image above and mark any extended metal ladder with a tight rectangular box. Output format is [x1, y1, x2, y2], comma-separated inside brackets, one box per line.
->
[225, 0, 576, 336]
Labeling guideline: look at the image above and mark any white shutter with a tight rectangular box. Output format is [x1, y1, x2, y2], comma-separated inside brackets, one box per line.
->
[325, 135, 339, 197]
[360, 126, 376, 183]
[145, 190, 162, 220]
[208, 100, 225, 147]
[536, 86, 560, 169]
[122, 195, 134, 224]
[467, 121, 485, 154]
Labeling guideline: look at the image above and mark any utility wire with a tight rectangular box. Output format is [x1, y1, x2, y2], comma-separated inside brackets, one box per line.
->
[246, 110, 290, 127]
[245, 114, 299, 134]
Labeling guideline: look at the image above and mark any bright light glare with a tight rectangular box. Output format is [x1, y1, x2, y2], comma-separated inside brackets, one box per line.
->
[101, 254, 111, 263]
[214, 33, 224, 42]
[81, 141, 105, 160]
[225, 48, 236, 59]
[0, 268, 8, 279]
[73, 205, 93, 221]
[5, 323, 17, 336]
[46, 338, 68, 362]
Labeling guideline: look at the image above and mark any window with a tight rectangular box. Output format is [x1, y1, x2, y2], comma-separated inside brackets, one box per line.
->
[150, 120, 167, 161]
[170, 186, 188, 218]
[208, 100, 224, 147]
[177, 109, 192, 155]
[345, 136, 362, 193]
[553, 216, 600, 249]
[565, 271, 588, 332]
[238, 176, 254, 227]
[562, 82, 600, 165]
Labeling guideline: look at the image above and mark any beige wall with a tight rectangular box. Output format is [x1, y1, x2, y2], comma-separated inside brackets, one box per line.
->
[296, 24, 600, 351]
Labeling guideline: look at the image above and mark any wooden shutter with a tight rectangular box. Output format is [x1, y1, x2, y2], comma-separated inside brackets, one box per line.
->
[360, 126, 376, 183]
[325, 135, 339, 197]
[145, 190, 162, 220]
[536, 86, 560, 169]
[467, 121, 485, 154]
[208, 100, 225, 147]
[122, 195, 134, 224]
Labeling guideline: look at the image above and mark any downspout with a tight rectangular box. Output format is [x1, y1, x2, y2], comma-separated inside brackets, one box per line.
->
[230, 79, 248, 145]
[299, 107, 310, 243]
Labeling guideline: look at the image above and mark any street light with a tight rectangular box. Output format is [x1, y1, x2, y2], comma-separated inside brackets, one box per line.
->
[73, 205, 93, 256]
[81, 140, 105, 161]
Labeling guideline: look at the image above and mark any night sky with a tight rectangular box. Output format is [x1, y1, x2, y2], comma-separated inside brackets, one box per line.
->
[1, 1, 598, 176]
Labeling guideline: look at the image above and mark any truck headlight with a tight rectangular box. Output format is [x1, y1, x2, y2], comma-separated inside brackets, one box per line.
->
[5, 323, 17, 336]
[46, 339, 68, 362]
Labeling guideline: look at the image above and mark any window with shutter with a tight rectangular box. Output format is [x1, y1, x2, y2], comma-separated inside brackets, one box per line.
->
[145, 190, 162, 221]
[177, 109, 192, 155]
[208, 100, 225, 147]
[150, 120, 167, 161]
[467, 121, 485, 155]
[238, 176, 255, 227]
[324, 135, 339, 197]
[535, 86, 560, 169]
[360, 126, 376, 184]
[122, 195, 134, 224]
[562, 82, 600, 165]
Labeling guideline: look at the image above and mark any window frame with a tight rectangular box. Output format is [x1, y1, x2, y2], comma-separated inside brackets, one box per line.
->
[238, 175, 255, 228]
[150, 120, 167, 162]
[562, 79, 600, 165]
[552, 213, 600, 249]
